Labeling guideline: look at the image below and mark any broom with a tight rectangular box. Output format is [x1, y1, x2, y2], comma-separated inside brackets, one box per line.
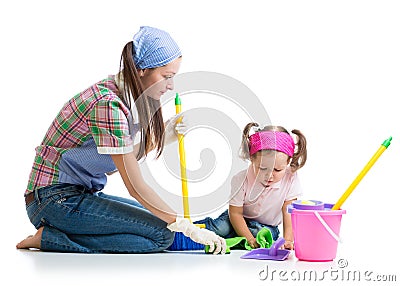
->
[167, 93, 205, 251]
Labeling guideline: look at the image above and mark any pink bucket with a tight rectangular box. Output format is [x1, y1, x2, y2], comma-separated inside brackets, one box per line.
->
[288, 201, 346, 262]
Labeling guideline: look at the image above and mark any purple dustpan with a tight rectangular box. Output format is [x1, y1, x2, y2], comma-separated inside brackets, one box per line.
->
[240, 237, 290, 261]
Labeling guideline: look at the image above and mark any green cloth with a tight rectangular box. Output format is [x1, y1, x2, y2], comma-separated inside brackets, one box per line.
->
[205, 227, 274, 254]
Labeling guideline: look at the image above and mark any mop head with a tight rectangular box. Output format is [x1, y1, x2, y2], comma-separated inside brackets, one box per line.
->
[167, 232, 205, 251]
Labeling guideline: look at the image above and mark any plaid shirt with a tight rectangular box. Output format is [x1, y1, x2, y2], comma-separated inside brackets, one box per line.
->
[25, 75, 136, 194]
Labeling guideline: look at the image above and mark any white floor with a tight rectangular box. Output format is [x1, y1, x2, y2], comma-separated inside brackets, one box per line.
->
[5, 237, 398, 286]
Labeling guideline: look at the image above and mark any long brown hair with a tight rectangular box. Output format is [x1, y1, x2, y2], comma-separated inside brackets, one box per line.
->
[239, 123, 307, 172]
[117, 42, 165, 160]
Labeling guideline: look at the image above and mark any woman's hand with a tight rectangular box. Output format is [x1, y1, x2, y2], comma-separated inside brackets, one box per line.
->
[167, 218, 227, 255]
[164, 112, 187, 146]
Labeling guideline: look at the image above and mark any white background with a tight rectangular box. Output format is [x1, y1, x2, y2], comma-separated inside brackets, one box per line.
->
[1, 0, 399, 285]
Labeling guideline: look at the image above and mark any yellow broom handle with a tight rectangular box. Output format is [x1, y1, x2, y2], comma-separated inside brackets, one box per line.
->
[332, 137, 392, 210]
[175, 94, 190, 220]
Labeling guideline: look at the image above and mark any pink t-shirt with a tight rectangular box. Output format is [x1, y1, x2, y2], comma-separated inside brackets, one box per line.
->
[229, 166, 302, 226]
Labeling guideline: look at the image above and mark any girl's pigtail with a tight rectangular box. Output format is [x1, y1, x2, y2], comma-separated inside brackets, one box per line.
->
[290, 129, 307, 172]
[239, 122, 259, 160]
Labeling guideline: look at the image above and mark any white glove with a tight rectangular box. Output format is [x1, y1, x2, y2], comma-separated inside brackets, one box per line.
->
[167, 217, 227, 255]
[164, 112, 188, 146]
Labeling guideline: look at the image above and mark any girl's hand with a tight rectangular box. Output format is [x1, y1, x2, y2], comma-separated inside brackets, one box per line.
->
[248, 237, 260, 249]
[283, 240, 294, 250]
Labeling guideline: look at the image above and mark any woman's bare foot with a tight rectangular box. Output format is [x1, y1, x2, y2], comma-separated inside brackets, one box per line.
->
[16, 227, 43, 249]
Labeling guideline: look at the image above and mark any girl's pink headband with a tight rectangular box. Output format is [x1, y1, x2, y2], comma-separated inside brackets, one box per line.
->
[249, 131, 295, 157]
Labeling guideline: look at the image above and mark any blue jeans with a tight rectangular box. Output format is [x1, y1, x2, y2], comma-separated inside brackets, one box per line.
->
[25, 183, 174, 253]
[194, 210, 280, 241]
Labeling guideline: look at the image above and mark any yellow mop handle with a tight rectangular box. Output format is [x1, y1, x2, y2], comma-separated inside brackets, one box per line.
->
[175, 93, 190, 220]
[332, 136, 392, 210]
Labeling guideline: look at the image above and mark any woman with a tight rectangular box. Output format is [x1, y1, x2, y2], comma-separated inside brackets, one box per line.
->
[17, 26, 226, 254]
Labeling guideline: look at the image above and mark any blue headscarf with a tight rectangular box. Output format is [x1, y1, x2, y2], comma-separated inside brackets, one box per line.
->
[132, 26, 182, 70]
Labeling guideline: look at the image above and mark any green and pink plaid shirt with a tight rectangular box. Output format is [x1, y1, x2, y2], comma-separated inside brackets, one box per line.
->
[25, 75, 137, 194]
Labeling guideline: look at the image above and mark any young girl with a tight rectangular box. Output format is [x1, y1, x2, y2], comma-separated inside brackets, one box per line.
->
[196, 123, 307, 250]
[16, 26, 226, 254]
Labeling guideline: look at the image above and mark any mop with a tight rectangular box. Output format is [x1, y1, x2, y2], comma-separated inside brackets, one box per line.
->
[332, 136, 392, 209]
[167, 93, 206, 251]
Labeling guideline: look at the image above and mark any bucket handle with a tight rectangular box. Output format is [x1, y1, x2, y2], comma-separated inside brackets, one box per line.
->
[313, 211, 342, 243]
